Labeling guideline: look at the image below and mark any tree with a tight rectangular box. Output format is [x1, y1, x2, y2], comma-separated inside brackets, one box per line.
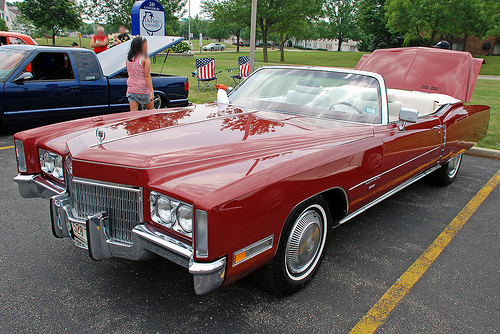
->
[206, 20, 230, 42]
[323, 0, 360, 51]
[202, 0, 251, 52]
[385, 0, 490, 46]
[357, 0, 401, 50]
[0, 18, 8, 32]
[18, 0, 81, 45]
[179, 15, 209, 39]
[256, 0, 322, 62]
[482, 0, 500, 36]
[83, 0, 186, 35]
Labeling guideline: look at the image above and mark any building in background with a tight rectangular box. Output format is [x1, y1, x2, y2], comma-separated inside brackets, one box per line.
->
[294, 38, 359, 52]
[452, 36, 499, 56]
[0, 0, 13, 30]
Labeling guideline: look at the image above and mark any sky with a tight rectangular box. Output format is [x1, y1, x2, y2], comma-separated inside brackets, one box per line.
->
[183, 0, 203, 18]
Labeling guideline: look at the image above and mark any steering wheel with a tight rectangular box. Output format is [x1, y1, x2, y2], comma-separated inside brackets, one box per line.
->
[329, 102, 363, 114]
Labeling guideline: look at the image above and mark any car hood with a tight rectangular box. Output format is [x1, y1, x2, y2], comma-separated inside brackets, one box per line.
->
[355, 47, 483, 102]
[97, 36, 183, 78]
[66, 104, 374, 172]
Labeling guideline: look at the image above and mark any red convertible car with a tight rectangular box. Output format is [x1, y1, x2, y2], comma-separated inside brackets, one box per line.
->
[13, 47, 489, 295]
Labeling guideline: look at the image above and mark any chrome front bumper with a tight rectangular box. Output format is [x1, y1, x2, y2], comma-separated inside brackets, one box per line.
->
[14, 174, 226, 295]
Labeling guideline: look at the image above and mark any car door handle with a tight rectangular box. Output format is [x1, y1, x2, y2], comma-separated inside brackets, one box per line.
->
[70, 86, 80, 92]
[432, 125, 444, 131]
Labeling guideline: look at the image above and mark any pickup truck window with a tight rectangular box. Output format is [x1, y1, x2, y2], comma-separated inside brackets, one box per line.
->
[24, 52, 75, 80]
[72, 51, 102, 81]
[0, 48, 30, 81]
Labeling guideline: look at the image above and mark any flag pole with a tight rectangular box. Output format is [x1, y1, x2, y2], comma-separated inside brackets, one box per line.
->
[249, 0, 257, 73]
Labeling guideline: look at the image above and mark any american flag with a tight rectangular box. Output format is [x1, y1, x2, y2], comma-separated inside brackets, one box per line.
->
[238, 56, 250, 78]
[196, 58, 215, 80]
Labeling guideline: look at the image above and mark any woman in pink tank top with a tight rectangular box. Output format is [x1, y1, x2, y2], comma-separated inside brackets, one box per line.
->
[126, 37, 154, 111]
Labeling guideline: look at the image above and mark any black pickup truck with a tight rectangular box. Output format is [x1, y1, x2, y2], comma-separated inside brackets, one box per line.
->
[0, 36, 189, 130]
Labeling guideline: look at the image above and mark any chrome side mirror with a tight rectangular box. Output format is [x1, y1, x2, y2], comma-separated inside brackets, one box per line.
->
[397, 108, 419, 131]
[13, 72, 33, 83]
[399, 108, 418, 123]
[226, 87, 234, 94]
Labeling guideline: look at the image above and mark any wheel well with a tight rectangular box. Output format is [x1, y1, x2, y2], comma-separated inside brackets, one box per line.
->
[154, 91, 169, 107]
[318, 187, 349, 225]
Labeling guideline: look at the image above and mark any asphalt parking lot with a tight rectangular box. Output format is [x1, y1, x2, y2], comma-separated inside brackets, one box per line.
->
[0, 132, 499, 334]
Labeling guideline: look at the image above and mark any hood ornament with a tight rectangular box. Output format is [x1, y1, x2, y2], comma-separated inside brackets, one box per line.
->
[96, 128, 106, 144]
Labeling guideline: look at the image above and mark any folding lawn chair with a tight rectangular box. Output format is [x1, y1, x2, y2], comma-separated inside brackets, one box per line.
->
[226, 56, 250, 85]
[192, 58, 222, 92]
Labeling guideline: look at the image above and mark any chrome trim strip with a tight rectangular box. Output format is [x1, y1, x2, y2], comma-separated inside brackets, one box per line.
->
[189, 257, 227, 295]
[339, 165, 441, 225]
[14, 174, 65, 199]
[232, 235, 274, 266]
[72, 176, 142, 192]
[349, 146, 441, 190]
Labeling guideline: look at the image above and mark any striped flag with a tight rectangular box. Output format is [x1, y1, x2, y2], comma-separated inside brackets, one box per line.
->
[238, 56, 250, 78]
[196, 58, 215, 80]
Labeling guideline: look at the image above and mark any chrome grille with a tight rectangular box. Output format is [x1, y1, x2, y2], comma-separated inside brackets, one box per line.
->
[68, 177, 142, 244]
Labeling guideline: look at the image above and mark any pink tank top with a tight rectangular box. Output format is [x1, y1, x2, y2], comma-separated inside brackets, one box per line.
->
[126, 56, 150, 94]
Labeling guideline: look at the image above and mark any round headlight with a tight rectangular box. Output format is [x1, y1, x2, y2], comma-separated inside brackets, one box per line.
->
[43, 153, 55, 173]
[156, 196, 173, 224]
[53, 155, 63, 179]
[177, 204, 193, 233]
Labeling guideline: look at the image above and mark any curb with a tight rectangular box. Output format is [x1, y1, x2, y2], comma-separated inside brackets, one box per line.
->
[465, 147, 500, 160]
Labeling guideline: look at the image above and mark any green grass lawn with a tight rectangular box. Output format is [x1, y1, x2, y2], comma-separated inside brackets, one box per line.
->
[477, 56, 500, 76]
[468, 80, 500, 150]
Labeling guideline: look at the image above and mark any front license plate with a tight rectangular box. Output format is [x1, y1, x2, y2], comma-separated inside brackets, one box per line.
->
[71, 222, 88, 247]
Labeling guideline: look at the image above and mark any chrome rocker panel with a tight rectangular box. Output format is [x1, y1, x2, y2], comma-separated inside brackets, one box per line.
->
[14, 173, 226, 295]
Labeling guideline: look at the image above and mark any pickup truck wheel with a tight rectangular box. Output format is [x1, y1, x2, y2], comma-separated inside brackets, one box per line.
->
[430, 154, 463, 186]
[153, 94, 165, 109]
[253, 197, 330, 295]
[211, 47, 214, 51]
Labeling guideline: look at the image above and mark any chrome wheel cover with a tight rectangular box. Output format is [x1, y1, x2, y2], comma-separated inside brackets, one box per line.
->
[285, 204, 327, 281]
[447, 155, 462, 178]
[153, 95, 162, 109]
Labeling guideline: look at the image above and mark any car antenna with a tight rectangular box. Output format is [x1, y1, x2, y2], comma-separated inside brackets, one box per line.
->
[159, 48, 170, 77]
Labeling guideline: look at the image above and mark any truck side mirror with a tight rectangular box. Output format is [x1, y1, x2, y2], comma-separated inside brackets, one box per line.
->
[13, 72, 33, 83]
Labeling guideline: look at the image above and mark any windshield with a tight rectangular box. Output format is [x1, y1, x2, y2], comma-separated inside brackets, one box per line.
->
[0, 48, 30, 82]
[228, 68, 383, 124]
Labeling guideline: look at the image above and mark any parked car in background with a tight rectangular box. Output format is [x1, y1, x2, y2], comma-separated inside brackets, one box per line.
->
[0, 36, 189, 130]
[0, 32, 38, 46]
[13, 47, 489, 295]
[203, 42, 225, 51]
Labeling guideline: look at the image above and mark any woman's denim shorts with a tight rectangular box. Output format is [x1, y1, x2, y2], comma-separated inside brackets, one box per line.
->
[126, 92, 151, 106]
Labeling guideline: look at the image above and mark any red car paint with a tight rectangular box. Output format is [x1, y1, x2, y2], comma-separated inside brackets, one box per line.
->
[356, 47, 482, 102]
[0, 32, 38, 46]
[13, 48, 490, 289]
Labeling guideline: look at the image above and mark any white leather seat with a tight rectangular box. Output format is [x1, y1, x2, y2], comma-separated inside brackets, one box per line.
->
[387, 92, 403, 122]
[286, 84, 325, 105]
[387, 89, 437, 116]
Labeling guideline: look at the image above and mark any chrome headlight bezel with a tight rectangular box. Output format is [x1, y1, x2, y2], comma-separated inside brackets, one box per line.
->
[39, 148, 64, 181]
[150, 191, 193, 237]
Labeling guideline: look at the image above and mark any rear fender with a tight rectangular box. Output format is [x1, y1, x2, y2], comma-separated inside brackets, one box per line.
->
[442, 103, 490, 158]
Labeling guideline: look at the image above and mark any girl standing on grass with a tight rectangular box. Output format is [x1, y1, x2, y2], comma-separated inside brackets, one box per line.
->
[126, 37, 155, 111]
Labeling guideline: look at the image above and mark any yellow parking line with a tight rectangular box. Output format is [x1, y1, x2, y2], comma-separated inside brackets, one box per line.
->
[0, 145, 14, 150]
[349, 168, 500, 334]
